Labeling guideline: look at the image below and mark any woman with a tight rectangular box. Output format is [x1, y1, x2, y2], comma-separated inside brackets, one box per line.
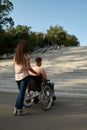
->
[13, 40, 37, 116]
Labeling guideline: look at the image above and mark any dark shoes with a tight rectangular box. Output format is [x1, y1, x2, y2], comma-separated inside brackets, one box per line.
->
[53, 95, 56, 101]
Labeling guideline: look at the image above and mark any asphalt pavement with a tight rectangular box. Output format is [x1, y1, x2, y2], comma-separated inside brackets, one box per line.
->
[0, 92, 87, 130]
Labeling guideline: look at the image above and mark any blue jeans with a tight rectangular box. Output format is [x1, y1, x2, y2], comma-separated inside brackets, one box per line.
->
[15, 76, 29, 109]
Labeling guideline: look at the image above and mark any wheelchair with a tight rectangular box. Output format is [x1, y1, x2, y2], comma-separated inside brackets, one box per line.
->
[24, 75, 54, 111]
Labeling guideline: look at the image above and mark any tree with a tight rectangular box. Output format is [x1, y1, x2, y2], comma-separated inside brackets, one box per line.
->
[0, 0, 14, 30]
[47, 25, 80, 46]
[47, 25, 66, 45]
[56, 32, 66, 45]
[5, 25, 32, 53]
[6, 25, 32, 42]
[66, 34, 80, 46]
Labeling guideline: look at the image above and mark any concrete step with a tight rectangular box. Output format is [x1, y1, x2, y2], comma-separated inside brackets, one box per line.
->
[0, 46, 87, 98]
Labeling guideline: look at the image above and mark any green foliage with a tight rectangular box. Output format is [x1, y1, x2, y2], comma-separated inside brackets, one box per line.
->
[0, 0, 14, 29]
[47, 25, 66, 45]
[65, 34, 80, 46]
[47, 25, 79, 46]
[0, 24, 80, 55]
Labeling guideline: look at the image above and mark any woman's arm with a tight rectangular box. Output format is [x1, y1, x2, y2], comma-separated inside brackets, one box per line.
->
[26, 58, 37, 75]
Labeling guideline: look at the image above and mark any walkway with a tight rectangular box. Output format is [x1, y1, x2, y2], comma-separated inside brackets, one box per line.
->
[0, 92, 87, 130]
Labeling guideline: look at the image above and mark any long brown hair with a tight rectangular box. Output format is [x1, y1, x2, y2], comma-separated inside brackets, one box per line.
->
[14, 40, 28, 65]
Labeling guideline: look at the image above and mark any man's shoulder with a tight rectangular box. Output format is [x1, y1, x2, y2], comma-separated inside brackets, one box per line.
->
[33, 66, 44, 71]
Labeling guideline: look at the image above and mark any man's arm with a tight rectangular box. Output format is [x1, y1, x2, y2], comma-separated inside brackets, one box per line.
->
[41, 68, 47, 81]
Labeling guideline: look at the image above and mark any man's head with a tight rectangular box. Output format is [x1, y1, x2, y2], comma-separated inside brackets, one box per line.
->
[35, 57, 42, 67]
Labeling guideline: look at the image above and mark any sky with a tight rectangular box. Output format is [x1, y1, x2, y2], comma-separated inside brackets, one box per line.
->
[11, 0, 87, 46]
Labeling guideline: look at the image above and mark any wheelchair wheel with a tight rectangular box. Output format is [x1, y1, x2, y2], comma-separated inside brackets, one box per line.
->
[40, 85, 53, 111]
[23, 91, 34, 108]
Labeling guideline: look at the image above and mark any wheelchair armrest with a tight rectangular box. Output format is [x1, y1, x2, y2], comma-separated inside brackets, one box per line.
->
[42, 79, 50, 86]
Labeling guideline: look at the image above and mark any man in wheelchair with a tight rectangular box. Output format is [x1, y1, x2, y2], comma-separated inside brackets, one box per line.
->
[29, 57, 56, 100]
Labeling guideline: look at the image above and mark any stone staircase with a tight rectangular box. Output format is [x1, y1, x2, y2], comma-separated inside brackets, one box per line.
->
[32, 46, 87, 98]
[0, 46, 87, 98]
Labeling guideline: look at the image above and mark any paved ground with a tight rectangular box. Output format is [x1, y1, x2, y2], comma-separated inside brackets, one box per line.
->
[0, 92, 87, 130]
